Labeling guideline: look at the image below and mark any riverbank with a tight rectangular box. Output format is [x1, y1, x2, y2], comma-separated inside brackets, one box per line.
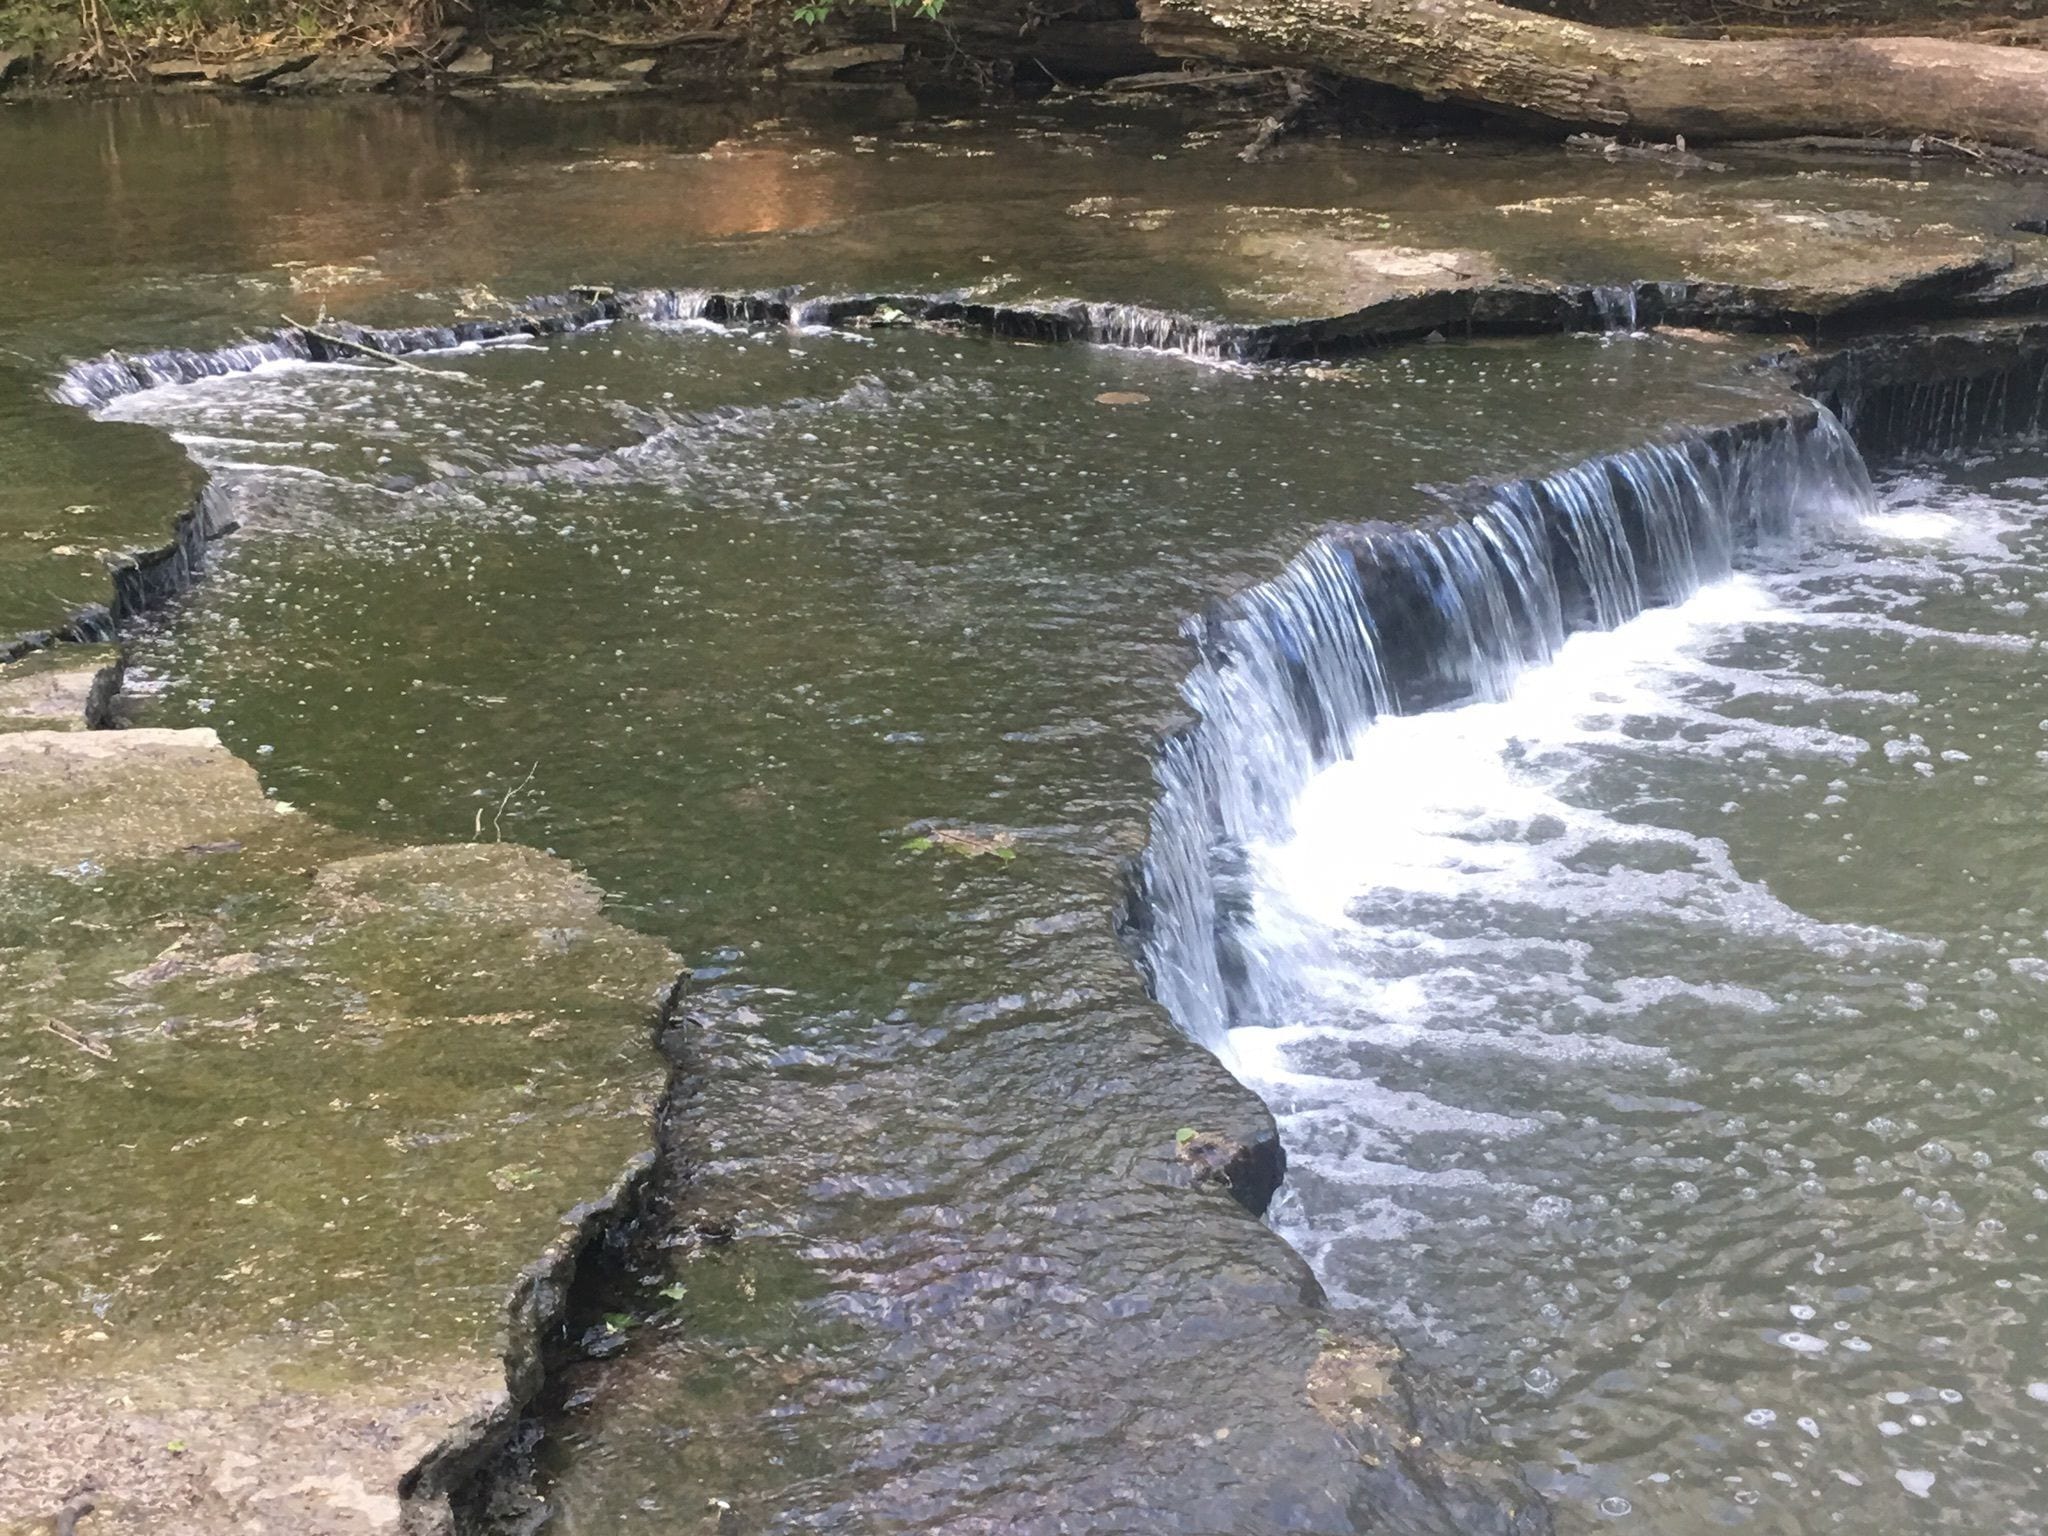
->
[3, 0, 2043, 116]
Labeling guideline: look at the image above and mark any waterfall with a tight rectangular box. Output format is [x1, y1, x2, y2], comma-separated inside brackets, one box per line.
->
[1591, 284, 1639, 333]
[1075, 303, 1252, 362]
[1130, 405, 1877, 1050]
[56, 335, 320, 407]
[53, 296, 621, 409]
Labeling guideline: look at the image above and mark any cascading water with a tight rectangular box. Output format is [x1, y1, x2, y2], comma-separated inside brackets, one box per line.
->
[1132, 405, 1876, 1050]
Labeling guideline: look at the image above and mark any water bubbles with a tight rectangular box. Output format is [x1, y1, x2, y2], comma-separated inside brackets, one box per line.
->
[1896, 1469, 1936, 1498]
[1523, 1366, 1560, 1396]
[1743, 1408, 1777, 1428]
[1916, 1191, 1967, 1225]
[1777, 1332, 1829, 1355]
[1596, 1495, 1632, 1518]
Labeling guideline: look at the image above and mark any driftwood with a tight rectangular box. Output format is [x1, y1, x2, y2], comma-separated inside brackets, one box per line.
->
[1719, 133, 2048, 173]
[1565, 131, 1728, 171]
[1239, 70, 1316, 161]
[557, 26, 735, 48]
[1136, 0, 2048, 156]
[281, 316, 476, 382]
[1102, 65, 1286, 89]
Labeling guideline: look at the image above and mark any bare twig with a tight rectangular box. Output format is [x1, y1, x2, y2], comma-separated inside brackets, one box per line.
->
[1104, 66, 1284, 91]
[490, 762, 538, 842]
[42, 1020, 113, 1060]
[1566, 131, 1728, 171]
[1719, 134, 2048, 173]
[280, 315, 477, 382]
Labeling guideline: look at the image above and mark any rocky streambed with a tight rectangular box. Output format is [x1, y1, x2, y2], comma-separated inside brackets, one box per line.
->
[8, 94, 2048, 1535]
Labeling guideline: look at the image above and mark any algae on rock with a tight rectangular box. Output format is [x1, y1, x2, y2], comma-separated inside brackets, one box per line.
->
[0, 727, 679, 1535]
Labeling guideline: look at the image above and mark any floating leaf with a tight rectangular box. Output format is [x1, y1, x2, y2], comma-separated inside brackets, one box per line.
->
[1095, 390, 1150, 406]
[602, 1312, 634, 1333]
[659, 1283, 689, 1302]
[1175, 1127, 1198, 1148]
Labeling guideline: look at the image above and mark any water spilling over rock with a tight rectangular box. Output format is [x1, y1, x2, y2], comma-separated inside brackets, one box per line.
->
[1133, 406, 1876, 1048]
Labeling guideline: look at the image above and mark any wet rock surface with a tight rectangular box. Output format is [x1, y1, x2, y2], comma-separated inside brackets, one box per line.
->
[12, 96, 2048, 1536]
[0, 378, 207, 659]
[0, 646, 121, 732]
[0, 728, 679, 1534]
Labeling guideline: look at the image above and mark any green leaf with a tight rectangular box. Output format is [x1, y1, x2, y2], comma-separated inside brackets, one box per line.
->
[903, 836, 935, 854]
[602, 1311, 634, 1333]
[1175, 1127, 1198, 1148]
[658, 1283, 688, 1302]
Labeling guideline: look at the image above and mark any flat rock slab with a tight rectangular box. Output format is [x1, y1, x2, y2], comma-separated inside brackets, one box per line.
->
[0, 375, 203, 655]
[0, 645, 120, 731]
[0, 729, 677, 1534]
[652, 140, 2039, 337]
[1047, 185, 2014, 328]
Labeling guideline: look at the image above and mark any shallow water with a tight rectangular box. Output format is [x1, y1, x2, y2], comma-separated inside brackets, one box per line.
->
[1227, 453, 2048, 1532]
[10, 91, 2048, 1534]
[108, 312, 1773, 1530]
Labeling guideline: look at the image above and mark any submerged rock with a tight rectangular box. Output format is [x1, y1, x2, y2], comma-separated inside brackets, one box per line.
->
[0, 727, 678, 1534]
[0, 646, 120, 732]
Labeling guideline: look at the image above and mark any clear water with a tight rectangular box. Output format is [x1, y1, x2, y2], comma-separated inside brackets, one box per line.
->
[105, 311, 1766, 1531]
[1224, 452, 2048, 1533]
[13, 91, 2048, 1535]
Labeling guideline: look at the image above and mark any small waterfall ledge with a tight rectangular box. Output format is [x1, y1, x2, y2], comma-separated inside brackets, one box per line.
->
[1127, 405, 1870, 1048]
[25, 288, 2048, 1536]
[49, 262, 2039, 413]
[1121, 332, 2048, 1049]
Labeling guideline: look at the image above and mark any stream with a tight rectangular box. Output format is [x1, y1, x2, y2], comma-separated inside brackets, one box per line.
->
[8, 91, 2048, 1535]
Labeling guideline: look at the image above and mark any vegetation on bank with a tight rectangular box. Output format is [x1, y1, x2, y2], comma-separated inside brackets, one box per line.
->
[0, 0, 2035, 81]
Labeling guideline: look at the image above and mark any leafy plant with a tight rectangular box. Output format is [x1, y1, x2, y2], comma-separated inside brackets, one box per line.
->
[796, 0, 946, 24]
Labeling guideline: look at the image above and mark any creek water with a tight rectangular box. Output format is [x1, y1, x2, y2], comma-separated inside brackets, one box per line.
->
[11, 93, 2048, 1535]
[1142, 430, 2048, 1531]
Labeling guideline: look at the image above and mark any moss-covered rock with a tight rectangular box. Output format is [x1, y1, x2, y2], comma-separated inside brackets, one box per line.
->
[0, 728, 678, 1535]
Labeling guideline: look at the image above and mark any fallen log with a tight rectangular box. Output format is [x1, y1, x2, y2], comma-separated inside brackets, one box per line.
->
[1135, 0, 2048, 156]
